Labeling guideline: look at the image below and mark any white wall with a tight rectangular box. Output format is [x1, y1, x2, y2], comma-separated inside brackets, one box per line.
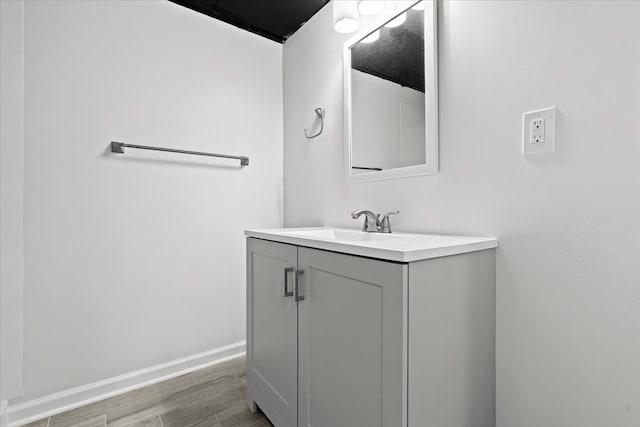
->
[18, 0, 282, 401]
[1, 0, 25, 402]
[283, 1, 640, 426]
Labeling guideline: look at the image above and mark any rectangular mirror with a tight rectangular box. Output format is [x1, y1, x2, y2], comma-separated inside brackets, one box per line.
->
[344, 1, 438, 183]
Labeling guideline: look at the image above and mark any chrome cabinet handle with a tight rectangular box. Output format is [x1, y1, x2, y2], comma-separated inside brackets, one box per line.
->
[283, 267, 294, 297]
[294, 269, 305, 302]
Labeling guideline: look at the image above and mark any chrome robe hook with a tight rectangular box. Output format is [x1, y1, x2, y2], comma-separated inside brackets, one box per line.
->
[304, 107, 325, 139]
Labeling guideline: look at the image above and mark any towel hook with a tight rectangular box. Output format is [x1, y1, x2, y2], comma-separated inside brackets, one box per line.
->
[304, 107, 325, 139]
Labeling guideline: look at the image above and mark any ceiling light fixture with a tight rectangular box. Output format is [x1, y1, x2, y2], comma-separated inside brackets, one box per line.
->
[357, 1, 385, 15]
[334, 1, 360, 34]
[384, 12, 406, 28]
[361, 30, 380, 43]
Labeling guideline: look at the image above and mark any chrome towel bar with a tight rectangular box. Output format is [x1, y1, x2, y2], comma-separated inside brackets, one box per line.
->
[110, 141, 249, 166]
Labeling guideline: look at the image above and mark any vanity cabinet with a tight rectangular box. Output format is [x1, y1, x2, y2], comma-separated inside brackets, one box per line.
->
[297, 246, 406, 427]
[246, 239, 298, 427]
[246, 236, 496, 427]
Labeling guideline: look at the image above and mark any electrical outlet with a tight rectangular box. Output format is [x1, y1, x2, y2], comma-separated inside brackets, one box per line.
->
[531, 118, 544, 144]
[522, 107, 555, 154]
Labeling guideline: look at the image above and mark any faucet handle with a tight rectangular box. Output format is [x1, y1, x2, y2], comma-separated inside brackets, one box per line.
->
[380, 211, 399, 233]
[381, 211, 399, 220]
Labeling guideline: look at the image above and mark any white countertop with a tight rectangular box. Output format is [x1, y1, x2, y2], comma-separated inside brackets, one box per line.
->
[244, 227, 498, 262]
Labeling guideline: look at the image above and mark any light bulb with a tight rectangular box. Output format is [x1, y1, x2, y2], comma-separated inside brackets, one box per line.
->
[357, 1, 385, 15]
[361, 30, 380, 43]
[384, 12, 406, 28]
[334, 1, 360, 34]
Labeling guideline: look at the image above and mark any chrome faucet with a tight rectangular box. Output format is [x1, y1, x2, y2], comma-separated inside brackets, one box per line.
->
[351, 209, 400, 233]
[351, 209, 381, 232]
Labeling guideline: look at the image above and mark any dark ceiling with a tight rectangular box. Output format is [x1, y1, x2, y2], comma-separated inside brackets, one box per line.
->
[171, 0, 330, 43]
[351, 7, 425, 92]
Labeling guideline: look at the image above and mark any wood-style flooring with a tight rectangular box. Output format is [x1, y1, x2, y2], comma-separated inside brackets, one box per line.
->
[23, 356, 272, 427]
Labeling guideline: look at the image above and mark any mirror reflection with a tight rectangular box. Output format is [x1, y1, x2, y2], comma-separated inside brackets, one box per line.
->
[350, 3, 426, 175]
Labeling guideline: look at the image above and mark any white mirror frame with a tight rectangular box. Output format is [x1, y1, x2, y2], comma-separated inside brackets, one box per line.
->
[343, 0, 438, 183]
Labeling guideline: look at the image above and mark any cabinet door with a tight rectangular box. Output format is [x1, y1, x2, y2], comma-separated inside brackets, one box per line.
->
[246, 238, 298, 427]
[297, 247, 408, 427]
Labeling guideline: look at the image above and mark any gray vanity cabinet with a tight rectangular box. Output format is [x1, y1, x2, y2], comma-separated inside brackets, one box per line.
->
[297, 247, 406, 427]
[246, 236, 496, 427]
[246, 238, 298, 427]
[247, 238, 405, 427]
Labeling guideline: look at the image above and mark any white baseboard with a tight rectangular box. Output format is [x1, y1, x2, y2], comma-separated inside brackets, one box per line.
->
[8, 341, 245, 427]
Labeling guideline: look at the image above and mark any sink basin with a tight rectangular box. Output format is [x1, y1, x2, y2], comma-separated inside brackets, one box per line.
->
[282, 228, 404, 242]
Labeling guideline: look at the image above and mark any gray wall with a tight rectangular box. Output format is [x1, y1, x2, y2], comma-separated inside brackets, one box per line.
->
[283, 1, 640, 425]
[1, 0, 25, 402]
[19, 0, 283, 401]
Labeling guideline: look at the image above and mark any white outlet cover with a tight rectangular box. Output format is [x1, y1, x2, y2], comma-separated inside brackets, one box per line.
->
[522, 107, 556, 154]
